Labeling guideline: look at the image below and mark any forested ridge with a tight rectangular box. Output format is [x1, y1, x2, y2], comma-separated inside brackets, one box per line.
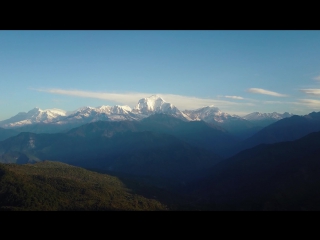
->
[0, 161, 168, 211]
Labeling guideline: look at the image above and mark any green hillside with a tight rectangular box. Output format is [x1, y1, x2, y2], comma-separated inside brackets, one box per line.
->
[0, 161, 168, 211]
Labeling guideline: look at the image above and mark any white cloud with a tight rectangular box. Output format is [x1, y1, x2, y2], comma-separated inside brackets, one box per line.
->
[155, 94, 243, 110]
[247, 88, 288, 97]
[296, 99, 320, 108]
[313, 75, 320, 81]
[300, 89, 320, 96]
[263, 100, 300, 106]
[225, 95, 244, 100]
[31, 88, 251, 111]
[263, 101, 285, 104]
[32, 88, 147, 106]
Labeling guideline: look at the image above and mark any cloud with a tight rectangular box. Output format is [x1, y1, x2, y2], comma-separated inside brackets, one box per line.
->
[247, 88, 288, 97]
[262, 100, 300, 106]
[31, 88, 253, 111]
[263, 101, 285, 104]
[163, 94, 256, 109]
[300, 89, 320, 96]
[313, 75, 320, 81]
[224, 95, 244, 100]
[296, 99, 320, 108]
[31, 88, 147, 106]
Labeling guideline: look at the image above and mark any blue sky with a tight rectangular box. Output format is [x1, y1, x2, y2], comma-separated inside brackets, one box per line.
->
[1, 30, 320, 120]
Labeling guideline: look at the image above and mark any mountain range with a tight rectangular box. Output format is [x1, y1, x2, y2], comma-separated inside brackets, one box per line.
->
[0, 95, 294, 140]
[221, 111, 320, 157]
[2, 116, 320, 210]
[243, 111, 294, 127]
[0, 115, 225, 186]
[1, 95, 319, 210]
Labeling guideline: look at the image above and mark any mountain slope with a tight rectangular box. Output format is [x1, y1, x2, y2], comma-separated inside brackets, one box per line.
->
[0, 124, 223, 184]
[188, 130, 320, 210]
[0, 127, 20, 141]
[222, 111, 320, 157]
[139, 113, 239, 153]
[183, 106, 260, 139]
[0, 161, 168, 211]
[63, 113, 239, 155]
[0, 108, 67, 128]
[243, 111, 294, 127]
[246, 112, 320, 144]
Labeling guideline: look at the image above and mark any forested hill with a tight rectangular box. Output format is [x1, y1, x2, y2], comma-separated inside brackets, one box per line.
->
[0, 161, 168, 211]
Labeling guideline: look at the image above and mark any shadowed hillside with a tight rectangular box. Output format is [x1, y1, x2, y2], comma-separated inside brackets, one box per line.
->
[221, 112, 320, 157]
[0, 120, 223, 185]
[0, 127, 20, 141]
[188, 130, 320, 210]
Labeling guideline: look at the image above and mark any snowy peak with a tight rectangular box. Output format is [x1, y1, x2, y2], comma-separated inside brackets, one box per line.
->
[25, 107, 67, 122]
[94, 105, 132, 115]
[73, 105, 132, 115]
[134, 95, 167, 113]
[0, 96, 297, 130]
[183, 106, 220, 120]
[58, 104, 139, 124]
[27, 107, 67, 115]
[27, 107, 41, 114]
[133, 95, 191, 121]
[183, 105, 241, 123]
[0, 107, 67, 128]
[112, 105, 132, 114]
[243, 112, 294, 121]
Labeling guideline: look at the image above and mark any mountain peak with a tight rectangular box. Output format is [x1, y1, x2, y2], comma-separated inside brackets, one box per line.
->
[28, 107, 41, 113]
[146, 94, 164, 100]
[183, 105, 229, 122]
[131, 95, 190, 121]
[134, 95, 167, 113]
[243, 112, 294, 121]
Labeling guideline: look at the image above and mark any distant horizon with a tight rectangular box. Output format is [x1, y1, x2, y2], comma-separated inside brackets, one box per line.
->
[1, 30, 320, 120]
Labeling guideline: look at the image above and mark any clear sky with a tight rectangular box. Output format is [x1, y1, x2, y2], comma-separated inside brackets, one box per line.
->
[1, 30, 320, 121]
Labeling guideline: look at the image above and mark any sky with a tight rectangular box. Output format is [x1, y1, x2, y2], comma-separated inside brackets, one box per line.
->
[1, 30, 320, 121]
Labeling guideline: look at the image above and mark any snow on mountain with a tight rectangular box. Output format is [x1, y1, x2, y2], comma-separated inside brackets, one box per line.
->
[57, 95, 191, 125]
[132, 95, 191, 121]
[183, 105, 261, 138]
[97, 105, 132, 114]
[0, 108, 67, 128]
[243, 112, 294, 121]
[184, 107, 294, 124]
[241, 112, 294, 128]
[133, 95, 167, 114]
[183, 105, 242, 123]
[1, 95, 192, 128]
[56, 105, 141, 124]
[0, 96, 296, 130]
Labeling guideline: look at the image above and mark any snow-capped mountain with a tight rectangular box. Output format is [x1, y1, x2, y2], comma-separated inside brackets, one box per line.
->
[183, 106, 259, 138]
[0, 95, 192, 129]
[56, 105, 141, 124]
[0, 96, 296, 134]
[183, 105, 242, 123]
[243, 112, 294, 127]
[243, 112, 293, 121]
[0, 108, 67, 128]
[132, 95, 191, 121]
